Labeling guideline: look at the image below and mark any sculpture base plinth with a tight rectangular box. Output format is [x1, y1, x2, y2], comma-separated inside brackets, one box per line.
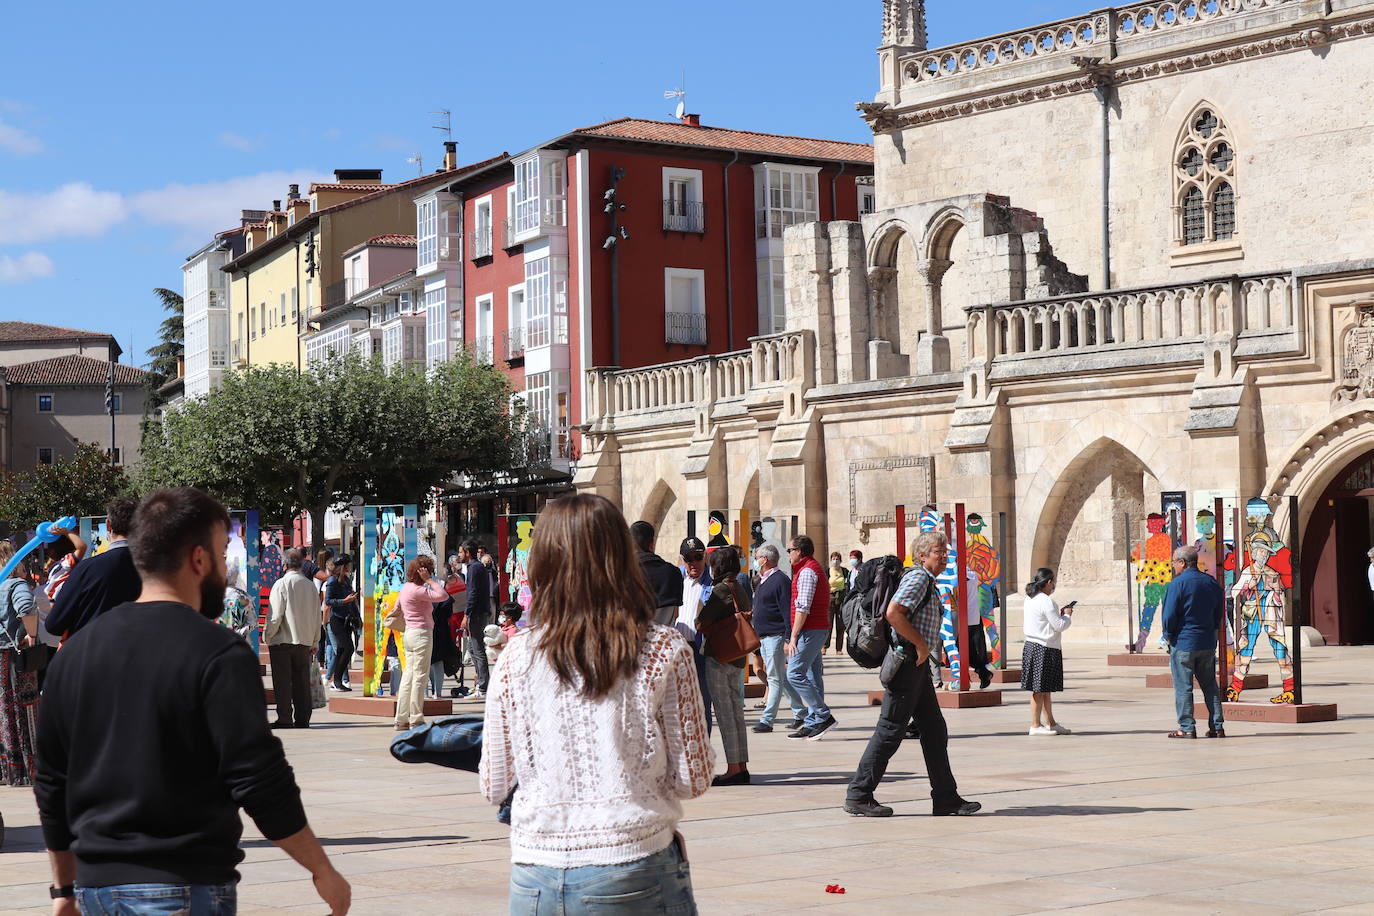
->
[940, 668, 1021, 684]
[936, 689, 1003, 708]
[1107, 653, 1170, 667]
[1194, 701, 1337, 723]
[1147, 673, 1267, 689]
[328, 696, 454, 717]
[743, 683, 765, 699]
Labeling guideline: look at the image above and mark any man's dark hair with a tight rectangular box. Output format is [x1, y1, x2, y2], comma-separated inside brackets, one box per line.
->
[629, 521, 655, 552]
[791, 534, 815, 558]
[106, 496, 139, 536]
[129, 488, 230, 578]
[462, 539, 481, 558]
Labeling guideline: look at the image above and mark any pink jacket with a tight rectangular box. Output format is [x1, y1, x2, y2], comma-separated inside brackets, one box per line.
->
[397, 581, 449, 630]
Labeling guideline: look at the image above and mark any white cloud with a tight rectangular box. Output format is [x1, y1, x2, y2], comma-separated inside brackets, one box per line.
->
[129, 170, 321, 238]
[0, 183, 127, 244]
[218, 131, 259, 153]
[0, 120, 42, 155]
[0, 251, 55, 283]
[0, 170, 322, 248]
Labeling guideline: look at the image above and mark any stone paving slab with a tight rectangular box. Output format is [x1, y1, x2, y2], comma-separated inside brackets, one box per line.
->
[3, 644, 1373, 914]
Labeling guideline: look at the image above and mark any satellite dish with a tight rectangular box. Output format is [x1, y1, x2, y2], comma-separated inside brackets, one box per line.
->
[674, 100, 686, 120]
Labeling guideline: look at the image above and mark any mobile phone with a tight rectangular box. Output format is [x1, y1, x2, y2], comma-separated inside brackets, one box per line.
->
[1063, 601, 1078, 610]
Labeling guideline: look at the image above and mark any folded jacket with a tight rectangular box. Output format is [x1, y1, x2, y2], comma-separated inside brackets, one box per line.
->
[389, 715, 484, 772]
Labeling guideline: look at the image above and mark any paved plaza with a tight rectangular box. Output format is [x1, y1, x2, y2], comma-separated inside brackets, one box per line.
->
[3, 645, 1373, 915]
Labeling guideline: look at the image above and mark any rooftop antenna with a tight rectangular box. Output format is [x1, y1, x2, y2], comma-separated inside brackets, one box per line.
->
[406, 152, 424, 176]
[432, 109, 453, 141]
[664, 73, 686, 121]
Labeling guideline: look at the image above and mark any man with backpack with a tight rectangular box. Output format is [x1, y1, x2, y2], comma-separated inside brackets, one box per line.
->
[845, 530, 981, 818]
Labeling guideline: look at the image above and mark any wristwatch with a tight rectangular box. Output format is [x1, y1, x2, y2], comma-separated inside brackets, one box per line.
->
[49, 885, 75, 899]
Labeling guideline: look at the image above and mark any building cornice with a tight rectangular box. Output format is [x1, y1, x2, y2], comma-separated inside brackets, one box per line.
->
[859, 10, 1374, 133]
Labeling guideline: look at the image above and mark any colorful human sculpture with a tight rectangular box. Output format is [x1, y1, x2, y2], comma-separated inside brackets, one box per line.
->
[1229, 530, 1295, 704]
[964, 513, 1002, 668]
[366, 510, 407, 696]
[918, 506, 962, 688]
[706, 510, 731, 551]
[1130, 513, 1173, 652]
[505, 516, 534, 612]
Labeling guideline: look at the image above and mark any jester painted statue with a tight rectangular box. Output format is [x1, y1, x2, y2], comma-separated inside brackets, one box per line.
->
[964, 513, 1002, 671]
[504, 516, 534, 614]
[368, 511, 408, 696]
[1129, 513, 1174, 653]
[1229, 530, 1297, 704]
[1193, 508, 1238, 663]
[918, 506, 963, 689]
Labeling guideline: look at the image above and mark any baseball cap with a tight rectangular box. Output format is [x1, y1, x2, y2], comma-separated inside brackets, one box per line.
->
[679, 537, 706, 559]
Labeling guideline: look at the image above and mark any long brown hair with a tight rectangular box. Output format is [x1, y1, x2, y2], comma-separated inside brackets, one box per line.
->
[527, 493, 654, 699]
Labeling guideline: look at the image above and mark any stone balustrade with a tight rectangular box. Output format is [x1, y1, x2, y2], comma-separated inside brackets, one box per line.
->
[902, 0, 1300, 84]
[965, 271, 1293, 366]
[587, 330, 815, 425]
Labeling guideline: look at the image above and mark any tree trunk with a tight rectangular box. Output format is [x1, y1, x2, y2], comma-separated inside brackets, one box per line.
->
[310, 504, 328, 555]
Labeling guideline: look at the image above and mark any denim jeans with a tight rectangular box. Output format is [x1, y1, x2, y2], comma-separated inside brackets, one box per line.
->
[76, 882, 236, 915]
[510, 842, 697, 915]
[786, 628, 830, 727]
[757, 634, 804, 726]
[1170, 645, 1224, 733]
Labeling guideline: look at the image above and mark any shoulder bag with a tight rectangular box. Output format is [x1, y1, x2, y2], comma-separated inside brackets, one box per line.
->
[700, 582, 760, 664]
[0, 580, 48, 674]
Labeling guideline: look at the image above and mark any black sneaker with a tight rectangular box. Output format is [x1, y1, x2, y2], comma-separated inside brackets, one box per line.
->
[786, 726, 814, 740]
[269, 721, 294, 729]
[806, 715, 837, 740]
[844, 798, 894, 817]
[933, 798, 982, 817]
[790, 714, 805, 730]
[752, 723, 773, 733]
[978, 670, 993, 690]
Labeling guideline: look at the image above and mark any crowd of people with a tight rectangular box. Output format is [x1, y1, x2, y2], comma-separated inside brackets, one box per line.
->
[0, 486, 1238, 913]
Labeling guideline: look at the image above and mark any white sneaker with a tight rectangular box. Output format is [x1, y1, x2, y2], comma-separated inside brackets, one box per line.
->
[1049, 723, 1072, 735]
[1028, 725, 1057, 736]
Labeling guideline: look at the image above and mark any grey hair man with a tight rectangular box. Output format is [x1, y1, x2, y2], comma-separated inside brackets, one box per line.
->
[750, 543, 805, 733]
[1162, 544, 1226, 738]
[846, 531, 981, 817]
[266, 547, 323, 729]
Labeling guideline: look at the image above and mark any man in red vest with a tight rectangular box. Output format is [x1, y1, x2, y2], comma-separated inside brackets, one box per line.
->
[784, 534, 837, 740]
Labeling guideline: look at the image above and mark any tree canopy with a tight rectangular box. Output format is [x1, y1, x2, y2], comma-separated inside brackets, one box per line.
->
[144, 286, 184, 410]
[137, 351, 526, 548]
[0, 443, 130, 535]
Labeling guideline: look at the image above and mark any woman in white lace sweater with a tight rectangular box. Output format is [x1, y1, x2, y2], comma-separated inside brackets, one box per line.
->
[480, 493, 714, 913]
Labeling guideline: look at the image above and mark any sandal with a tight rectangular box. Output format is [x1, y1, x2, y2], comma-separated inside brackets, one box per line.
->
[1167, 730, 1196, 739]
[752, 701, 766, 709]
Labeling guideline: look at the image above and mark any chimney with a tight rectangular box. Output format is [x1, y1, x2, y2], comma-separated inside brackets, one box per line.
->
[240, 208, 268, 226]
[272, 200, 282, 212]
[333, 169, 383, 184]
[443, 141, 457, 171]
[288, 183, 300, 199]
[682, 113, 701, 127]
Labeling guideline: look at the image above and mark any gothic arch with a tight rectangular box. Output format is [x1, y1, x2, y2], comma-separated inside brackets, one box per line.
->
[866, 217, 917, 269]
[922, 206, 967, 262]
[1262, 402, 1374, 532]
[638, 479, 678, 533]
[865, 217, 919, 358]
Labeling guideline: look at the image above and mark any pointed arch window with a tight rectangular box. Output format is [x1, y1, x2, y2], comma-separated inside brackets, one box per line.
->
[1174, 105, 1239, 247]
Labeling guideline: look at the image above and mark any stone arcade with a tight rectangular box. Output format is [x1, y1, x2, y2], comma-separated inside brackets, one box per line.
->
[575, 0, 1374, 648]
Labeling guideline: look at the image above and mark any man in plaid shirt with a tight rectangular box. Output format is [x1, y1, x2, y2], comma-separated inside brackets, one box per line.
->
[845, 531, 982, 818]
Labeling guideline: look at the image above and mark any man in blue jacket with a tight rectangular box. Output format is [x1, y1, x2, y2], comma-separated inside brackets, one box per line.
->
[460, 540, 492, 696]
[1162, 545, 1226, 738]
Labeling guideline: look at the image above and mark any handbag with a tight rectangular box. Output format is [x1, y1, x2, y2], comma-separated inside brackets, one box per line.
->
[309, 658, 328, 709]
[0, 580, 47, 674]
[700, 582, 761, 664]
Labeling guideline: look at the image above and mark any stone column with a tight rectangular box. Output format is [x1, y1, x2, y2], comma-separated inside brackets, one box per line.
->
[915, 258, 952, 373]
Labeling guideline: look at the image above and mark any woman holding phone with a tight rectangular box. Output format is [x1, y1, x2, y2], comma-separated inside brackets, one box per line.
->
[1021, 568, 1074, 736]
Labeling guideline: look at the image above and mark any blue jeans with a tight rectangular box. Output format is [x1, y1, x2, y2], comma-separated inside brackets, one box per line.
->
[510, 842, 697, 914]
[757, 635, 804, 726]
[77, 883, 236, 915]
[786, 628, 830, 727]
[1170, 646, 1224, 733]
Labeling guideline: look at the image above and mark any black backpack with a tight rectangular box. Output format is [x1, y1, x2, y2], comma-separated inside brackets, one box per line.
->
[843, 555, 905, 668]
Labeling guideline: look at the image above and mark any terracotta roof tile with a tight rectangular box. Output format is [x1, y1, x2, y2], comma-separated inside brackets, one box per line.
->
[367, 234, 416, 246]
[4, 354, 146, 387]
[572, 118, 873, 164]
[0, 321, 115, 343]
[309, 182, 397, 193]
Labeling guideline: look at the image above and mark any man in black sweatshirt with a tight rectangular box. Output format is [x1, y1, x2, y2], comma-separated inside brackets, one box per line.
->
[35, 487, 350, 915]
[461, 539, 492, 695]
[44, 496, 142, 640]
[631, 520, 684, 625]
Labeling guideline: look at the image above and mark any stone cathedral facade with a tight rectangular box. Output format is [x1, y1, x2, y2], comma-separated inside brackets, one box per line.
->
[576, 0, 1374, 647]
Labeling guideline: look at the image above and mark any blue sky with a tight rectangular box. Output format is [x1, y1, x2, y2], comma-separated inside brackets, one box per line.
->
[0, 0, 1089, 365]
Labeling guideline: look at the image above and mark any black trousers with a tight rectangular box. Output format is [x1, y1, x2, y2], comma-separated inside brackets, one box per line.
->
[467, 612, 491, 692]
[825, 594, 846, 652]
[967, 625, 991, 675]
[848, 653, 958, 806]
[268, 643, 314, 726]
[328, 617, 354, 686]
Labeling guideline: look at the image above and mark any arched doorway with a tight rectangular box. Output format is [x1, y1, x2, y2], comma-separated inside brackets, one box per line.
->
[1302, 450, 1374, 645]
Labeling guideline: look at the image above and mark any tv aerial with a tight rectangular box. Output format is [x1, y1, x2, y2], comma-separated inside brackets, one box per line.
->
[664, 74, 686, 120]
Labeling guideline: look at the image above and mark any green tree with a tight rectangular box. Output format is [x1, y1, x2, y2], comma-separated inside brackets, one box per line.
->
[137, 351, 526, 551]
[0, 443, 131, 534]
[144, 287, 184, 409]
